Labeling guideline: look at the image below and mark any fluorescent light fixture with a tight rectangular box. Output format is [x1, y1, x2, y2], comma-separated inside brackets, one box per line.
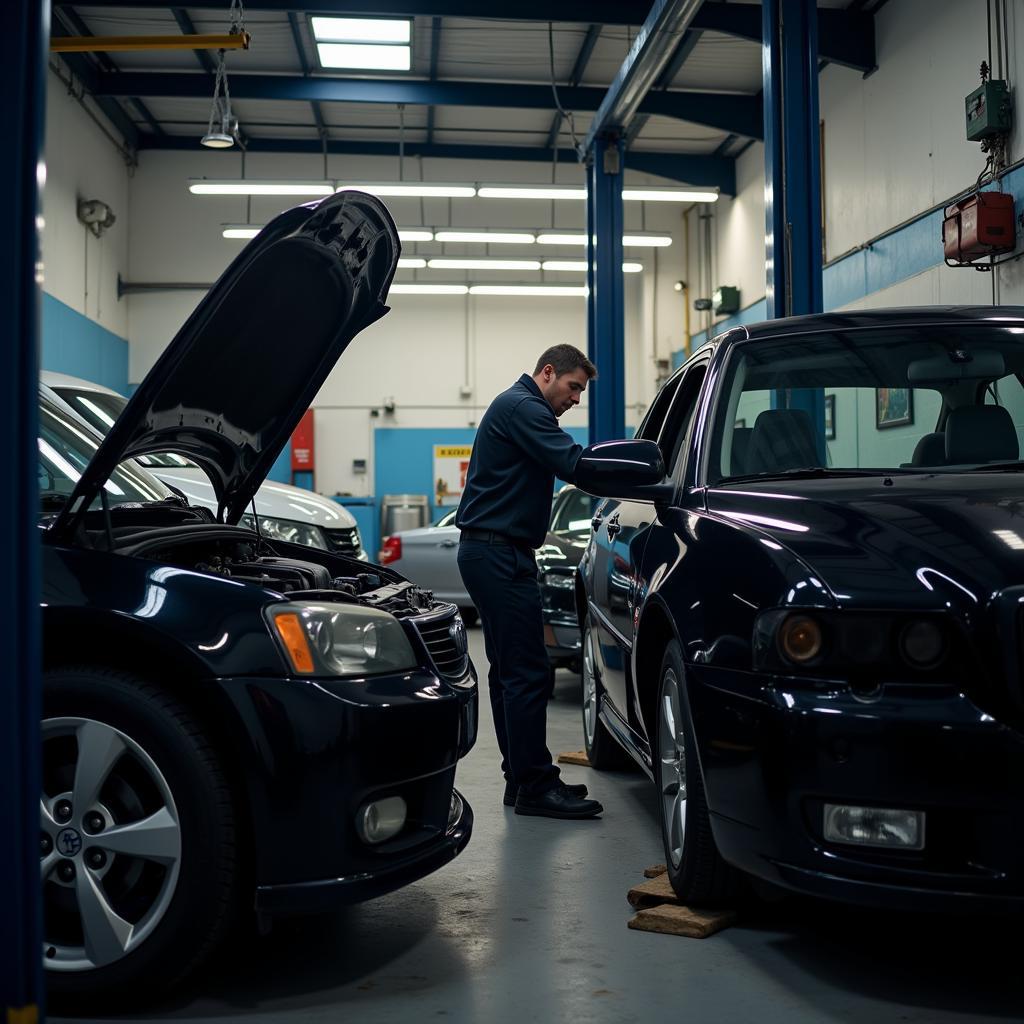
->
[427, 258, 541, 271]
[535, 232, 673, 247]
[191, 180, 333, 196]
[470, 285, 588, 297]
[222, 225, 260, 239]
[477, 185, 588, 200]
[623, 188, 719, 203]
[317, 42, 411, 71]
[397, 257, 427, 268]
[542, 260, 643, 273]
[398, 228, 434, 242]
[390, 284, 469, 295]
[433, 230, 536, 244]
[337, 183, 476, 198]
[311, 17, 411, 43]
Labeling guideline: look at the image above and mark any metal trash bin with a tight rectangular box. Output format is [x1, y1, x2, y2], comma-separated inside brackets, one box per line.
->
[380, 494, 430, 539]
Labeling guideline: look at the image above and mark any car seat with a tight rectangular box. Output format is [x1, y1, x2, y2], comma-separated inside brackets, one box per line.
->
[945, 404, 1019, 464]
[910, 432, 946, 467]
[746, 408, 820, 474]
[730, 427, 753, 474]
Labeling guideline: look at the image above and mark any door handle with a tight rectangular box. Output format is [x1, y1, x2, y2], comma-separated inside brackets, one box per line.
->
[605, 514, 621, 540]
[440, 538, 458, 548]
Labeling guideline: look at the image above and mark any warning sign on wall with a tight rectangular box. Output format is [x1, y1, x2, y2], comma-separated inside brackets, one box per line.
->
[433, 445, 473, 507]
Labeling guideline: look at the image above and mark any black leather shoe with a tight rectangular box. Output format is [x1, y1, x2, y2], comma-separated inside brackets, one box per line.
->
[515, 785, 603, 819]
[503, 779, 588, 807]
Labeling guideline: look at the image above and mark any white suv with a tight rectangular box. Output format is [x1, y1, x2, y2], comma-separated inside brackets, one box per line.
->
[43, 370, 365, 558]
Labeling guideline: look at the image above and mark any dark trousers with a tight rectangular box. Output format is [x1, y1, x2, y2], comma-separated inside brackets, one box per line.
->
[458, 539, 560, 797]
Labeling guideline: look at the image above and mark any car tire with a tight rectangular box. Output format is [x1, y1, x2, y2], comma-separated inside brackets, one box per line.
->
[41, 666, 238, 1009]
[459, 606, 479, 628]
[581, 621, 631, 770]
[656, 641, 738, 907]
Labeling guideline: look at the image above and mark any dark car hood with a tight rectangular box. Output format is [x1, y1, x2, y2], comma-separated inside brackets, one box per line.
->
[536, 530, 589, 571]
[706, 473, 1024, 608]
[51, 191, 399, 538]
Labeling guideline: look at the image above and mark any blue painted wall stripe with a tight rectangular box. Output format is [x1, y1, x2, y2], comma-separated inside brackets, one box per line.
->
[679, 164, 1024, 360]
[41, 292, 129, 395]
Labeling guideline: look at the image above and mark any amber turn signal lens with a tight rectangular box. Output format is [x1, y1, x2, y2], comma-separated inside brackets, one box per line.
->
[779, 614, 823, 663]
[272, 612, 315, 674]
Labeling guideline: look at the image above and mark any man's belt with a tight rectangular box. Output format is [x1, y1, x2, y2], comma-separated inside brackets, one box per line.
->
[460, 528, 534, 552]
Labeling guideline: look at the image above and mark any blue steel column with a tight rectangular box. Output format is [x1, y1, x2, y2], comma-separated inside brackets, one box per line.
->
[2, 0, 46, 1019]
[762, 0, 823, 318]
[586, 135, 626, 445]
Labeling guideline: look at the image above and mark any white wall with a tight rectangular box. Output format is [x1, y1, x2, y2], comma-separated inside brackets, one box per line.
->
[124, 149, 688, 494]
[41, 67, 131, 337]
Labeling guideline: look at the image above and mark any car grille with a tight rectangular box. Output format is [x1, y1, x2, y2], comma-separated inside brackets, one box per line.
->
[323, 525, 361, 556]
[412, 607, 470, 681]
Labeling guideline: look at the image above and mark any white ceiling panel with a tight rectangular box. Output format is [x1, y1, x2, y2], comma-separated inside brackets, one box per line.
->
[668, 32, 761, 94]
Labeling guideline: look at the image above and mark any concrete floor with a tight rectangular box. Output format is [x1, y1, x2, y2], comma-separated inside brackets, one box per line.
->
[61, 626, 1024, 1023]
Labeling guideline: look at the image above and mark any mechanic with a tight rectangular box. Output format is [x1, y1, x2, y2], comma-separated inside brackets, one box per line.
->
[457, 344, 604, 820]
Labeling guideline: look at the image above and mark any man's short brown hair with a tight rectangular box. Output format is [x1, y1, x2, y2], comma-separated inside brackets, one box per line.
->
[534, 344, 597, 379]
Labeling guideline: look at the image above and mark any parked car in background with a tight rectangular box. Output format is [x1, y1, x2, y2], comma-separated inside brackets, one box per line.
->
[38, 192, 476, 1008]
[43, 371, 366, 559]
[536, 485, 596, 679]
[576, 306, 1024, 913]
[379, 509, 478, 624]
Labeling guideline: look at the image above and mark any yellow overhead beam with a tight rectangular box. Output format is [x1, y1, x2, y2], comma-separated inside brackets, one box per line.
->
[51, 32, 250, 53]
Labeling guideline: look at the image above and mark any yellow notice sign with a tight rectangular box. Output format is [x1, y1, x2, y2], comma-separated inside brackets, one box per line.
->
[434, 445, 473, 506]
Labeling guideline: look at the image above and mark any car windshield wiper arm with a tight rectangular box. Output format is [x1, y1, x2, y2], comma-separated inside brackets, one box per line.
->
[721, 467, 907, 484]
[960, 460, 1024, 472]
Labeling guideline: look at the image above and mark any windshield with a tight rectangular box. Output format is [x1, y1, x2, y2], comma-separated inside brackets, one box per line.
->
[54, 387, 197, 470]
[708, 324, 1024, 484]
[38, 394, 173, 512]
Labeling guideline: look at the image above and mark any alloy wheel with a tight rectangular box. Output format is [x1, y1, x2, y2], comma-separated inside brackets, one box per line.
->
[658, 668, 687, 869]
[582, 626, 598, 747]
[41, 717, 182, 973]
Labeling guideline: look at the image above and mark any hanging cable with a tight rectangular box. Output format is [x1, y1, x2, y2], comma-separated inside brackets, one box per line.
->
[548, 23, 581, 160]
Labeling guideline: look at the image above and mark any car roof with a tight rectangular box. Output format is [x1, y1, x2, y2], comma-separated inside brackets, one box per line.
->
[40, 370, 121, 397]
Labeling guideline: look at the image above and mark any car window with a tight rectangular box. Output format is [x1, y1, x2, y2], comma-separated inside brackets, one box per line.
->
[55, 387, 198, 470]
[708, 325, 1024, 483]
[434, 509, 457, 528]
[636, 371, 682, 442]
[551, 489, 596, 534]
[657, 361, 709, 474]
[38, 395, 172, 513]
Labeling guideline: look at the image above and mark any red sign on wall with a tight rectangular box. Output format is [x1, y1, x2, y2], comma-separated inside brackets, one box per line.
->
[291, 409, 315, 471]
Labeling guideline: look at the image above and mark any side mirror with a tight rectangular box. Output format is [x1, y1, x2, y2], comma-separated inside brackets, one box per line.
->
[574, 439, 674, 503]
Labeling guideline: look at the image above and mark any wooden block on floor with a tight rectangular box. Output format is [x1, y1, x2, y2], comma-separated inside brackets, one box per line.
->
[627, 873, 681, 909]
[628, 903, 737, 939]
[557, 750, 591, 767]
[643, 864, 667, 879]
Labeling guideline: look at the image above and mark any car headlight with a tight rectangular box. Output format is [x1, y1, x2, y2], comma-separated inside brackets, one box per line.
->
[240, 514, 327, 550]
[266, 601, 418, 676]
[541, 571, 575, 589]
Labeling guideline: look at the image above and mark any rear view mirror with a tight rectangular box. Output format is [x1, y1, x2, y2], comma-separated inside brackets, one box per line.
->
[574, 439, 674, 504]
[907, 348, 1006, 384]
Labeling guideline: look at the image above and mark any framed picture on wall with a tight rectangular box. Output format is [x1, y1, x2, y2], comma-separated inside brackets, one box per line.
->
[876, 387, 913, 429]
[824, 394, 836, 440]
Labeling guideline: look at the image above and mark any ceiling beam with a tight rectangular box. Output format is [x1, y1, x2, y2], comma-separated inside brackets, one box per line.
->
[286, 12, 326, 139]
[585, 0, 704, 152]
[426, 16, 441, 146]
[691, 3, 875, 73]
[55, 1, 646, 24]
[136, 133, 736, 192]
[96, 71, 763, 138]
[546, 23, 601, 152]
[171, 8, 217, 74]
[623, 27, 703, 149]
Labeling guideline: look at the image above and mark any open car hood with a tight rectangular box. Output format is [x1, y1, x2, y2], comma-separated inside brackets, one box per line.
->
[50, 191, 399, 539]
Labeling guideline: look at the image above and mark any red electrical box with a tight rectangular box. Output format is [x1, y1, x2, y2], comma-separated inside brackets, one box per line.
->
[943, 191, 1015, 264]
[291, 409, 315, 471]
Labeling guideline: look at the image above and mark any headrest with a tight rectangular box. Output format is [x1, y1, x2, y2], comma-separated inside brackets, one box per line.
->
[910, 432, 946, 467]
[945, 404, 1019, 464]
[747, 408, 820, 474]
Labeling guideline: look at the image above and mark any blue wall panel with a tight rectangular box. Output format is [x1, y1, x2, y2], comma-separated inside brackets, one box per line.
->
[41, 292, 129, 394]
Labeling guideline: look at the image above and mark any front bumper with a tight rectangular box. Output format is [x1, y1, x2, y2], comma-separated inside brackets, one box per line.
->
[542, 610, 581, 662]
[211, 668, 478, 911]
[689, 666, 1024, 911]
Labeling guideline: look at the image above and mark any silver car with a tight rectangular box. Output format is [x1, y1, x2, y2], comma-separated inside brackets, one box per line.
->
[380, 509, 479, 624]
[42, 370, 366, 558]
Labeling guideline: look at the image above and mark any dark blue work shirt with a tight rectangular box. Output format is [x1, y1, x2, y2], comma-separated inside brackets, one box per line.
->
[456, 374, 583, 549]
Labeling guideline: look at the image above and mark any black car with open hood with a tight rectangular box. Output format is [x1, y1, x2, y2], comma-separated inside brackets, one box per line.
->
[38, 192, 477, 1010]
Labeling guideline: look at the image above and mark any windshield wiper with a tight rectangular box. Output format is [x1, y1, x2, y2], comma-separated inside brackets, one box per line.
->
[721, 467, 909, 484]
[960, 461, 1024, 473]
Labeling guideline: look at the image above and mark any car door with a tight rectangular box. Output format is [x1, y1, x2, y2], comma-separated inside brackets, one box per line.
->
[397, 512, 465, 602]
[587, 370, 686, 720]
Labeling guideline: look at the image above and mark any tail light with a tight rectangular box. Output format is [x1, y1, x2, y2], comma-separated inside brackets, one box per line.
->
[379, 535, 402, 564]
